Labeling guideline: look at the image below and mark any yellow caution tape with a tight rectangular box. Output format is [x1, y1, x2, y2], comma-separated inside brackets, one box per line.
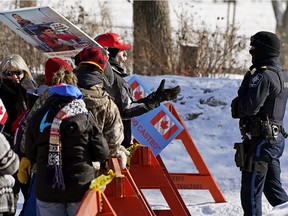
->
[98, 191, 103, 212]
[126, 143, 141, 169]
[89, 169, 124, 212]
[90, 169, 116, 192]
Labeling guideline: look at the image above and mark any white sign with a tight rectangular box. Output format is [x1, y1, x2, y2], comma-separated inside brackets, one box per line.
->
[0, 6, 100, 60]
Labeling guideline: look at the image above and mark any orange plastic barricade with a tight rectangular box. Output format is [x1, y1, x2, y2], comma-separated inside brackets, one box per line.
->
[129, 146, 191, 216]
[76, 101, 225, 215]
[77, 158, 155, 216]
[164, 102, 226, 203]
[76, 189, 116, 216]
[76, 169, 117, 216]
[104, 158, 156, 216]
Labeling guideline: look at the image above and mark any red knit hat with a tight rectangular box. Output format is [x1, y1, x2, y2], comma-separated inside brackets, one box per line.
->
[45, 58, 73, 85]
[74, 47, 108, 71]
[95, 32, 132, 50]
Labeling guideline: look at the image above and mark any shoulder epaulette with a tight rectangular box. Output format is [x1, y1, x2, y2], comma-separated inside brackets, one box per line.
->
[261, 65, 284, 91]
[261, 65, 278, 73]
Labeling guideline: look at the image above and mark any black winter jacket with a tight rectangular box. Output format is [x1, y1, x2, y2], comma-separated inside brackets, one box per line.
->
[104, 58, 150, 148]
[0, 77, 37, 138]
[237, 57, 288, 125]
[25, 95, 109, 203]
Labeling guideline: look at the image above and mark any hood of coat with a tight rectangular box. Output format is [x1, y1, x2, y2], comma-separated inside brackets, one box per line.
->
[74, 64, 103, 88]
[38, 95, 89, 136]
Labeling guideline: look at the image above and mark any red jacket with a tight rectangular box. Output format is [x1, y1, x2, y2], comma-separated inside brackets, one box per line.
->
[40, 33, 79, 51]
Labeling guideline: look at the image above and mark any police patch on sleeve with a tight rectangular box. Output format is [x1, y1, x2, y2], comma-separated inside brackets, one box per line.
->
[249, 74, 263, 88]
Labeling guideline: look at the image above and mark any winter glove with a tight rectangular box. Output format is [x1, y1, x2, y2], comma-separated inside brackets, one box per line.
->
[92, 161, 101, 170]
[157, 79, 181, 102]
[138, 79, 181, 110]
[117, 145, 130, 169]
[17, 157, 31, 184]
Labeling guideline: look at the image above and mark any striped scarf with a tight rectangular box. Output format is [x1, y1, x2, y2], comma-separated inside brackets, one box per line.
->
[47, 99, 88, 190]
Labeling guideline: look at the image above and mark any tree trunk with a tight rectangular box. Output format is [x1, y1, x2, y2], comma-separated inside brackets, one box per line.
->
[179, 45, 198, 76]
[19, 0, 36, 8]
[133, 0, 173, 75]
[272, 0, 288, 70]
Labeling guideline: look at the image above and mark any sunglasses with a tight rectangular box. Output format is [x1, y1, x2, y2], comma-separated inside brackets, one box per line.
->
[2, 70, 23, 76]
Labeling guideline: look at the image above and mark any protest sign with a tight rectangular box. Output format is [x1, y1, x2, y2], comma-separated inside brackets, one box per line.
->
[0, 98, 8, 132]
[127, 76, 183, 156]
[0, 6, 98, 59]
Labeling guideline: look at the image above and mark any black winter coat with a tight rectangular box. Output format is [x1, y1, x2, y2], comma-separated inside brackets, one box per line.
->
[0, 77, 37, 138]
[104, 58, 150, 148]
[25, 95, 109, 203]
[237, 57, 288, 126]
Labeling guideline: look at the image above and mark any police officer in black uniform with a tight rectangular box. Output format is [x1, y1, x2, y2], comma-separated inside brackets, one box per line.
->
[231, 31, 288, 216]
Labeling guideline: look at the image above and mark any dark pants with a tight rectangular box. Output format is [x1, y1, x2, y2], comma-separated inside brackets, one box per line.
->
[12, 172, 30, 199]
[241, 136, 288, 216]
[20, 174, 37, 216]
[12, 172, 30, 216]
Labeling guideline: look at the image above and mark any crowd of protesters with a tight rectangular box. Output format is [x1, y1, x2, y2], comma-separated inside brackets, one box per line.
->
[0, 32, 180, 216]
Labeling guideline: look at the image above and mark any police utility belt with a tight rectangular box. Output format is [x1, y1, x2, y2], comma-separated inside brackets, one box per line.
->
[239, 116, 287, 140]
[234, 116, 287, 173]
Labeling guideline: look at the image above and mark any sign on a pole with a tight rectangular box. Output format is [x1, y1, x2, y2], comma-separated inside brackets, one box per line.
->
[0, 6, 99, 59]
[127, 76, 184, 156]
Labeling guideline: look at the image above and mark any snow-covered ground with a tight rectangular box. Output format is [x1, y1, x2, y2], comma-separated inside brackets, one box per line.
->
[12, 1, 284, 215]
[140, 75, 288, 216]
[16, 74, 288, 215]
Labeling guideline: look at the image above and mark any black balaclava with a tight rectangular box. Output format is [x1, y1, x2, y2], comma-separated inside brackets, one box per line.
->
[249, 31, 280, 65]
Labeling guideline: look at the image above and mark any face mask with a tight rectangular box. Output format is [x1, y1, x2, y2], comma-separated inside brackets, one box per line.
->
[249, 48, 268, 64]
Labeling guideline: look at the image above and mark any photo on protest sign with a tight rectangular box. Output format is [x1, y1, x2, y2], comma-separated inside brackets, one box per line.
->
[0, 6, 98, 59]
[128, 75, 184, 156]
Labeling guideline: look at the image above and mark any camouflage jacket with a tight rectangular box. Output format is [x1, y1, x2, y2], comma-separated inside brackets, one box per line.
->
[79, 84, 124, 157]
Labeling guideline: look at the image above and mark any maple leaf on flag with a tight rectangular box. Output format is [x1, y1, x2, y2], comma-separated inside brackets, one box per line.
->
[134, 90, 143, 100]
[160, 120, 169, 130]
[0, 106, 3, 115]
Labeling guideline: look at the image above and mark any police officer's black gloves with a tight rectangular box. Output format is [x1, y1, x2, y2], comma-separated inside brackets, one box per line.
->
[137, 79, 181, 110]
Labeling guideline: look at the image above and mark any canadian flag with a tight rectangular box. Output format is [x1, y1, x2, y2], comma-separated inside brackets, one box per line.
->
[0, 99, 8, 126]
[150, 110, 178, 140]
[130, 80, 148, 100]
